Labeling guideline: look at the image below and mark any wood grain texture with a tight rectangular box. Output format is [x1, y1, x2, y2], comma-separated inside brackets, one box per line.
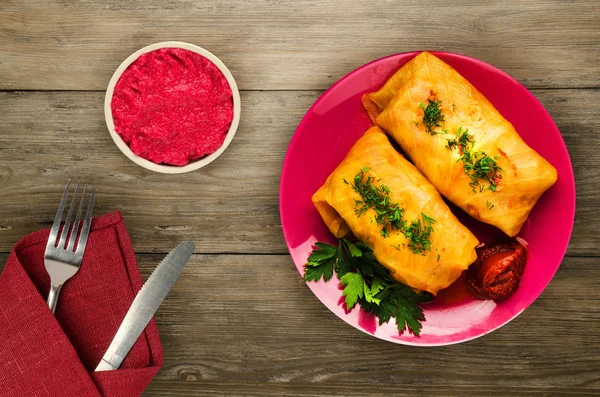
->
[0, 253, 597, 396]
[1, 0, 599, 91]
[0, 89, 595, 254]
[0, 90, 312, 254]
[1, 1, 598, 395]
[141, 254, 600, 396]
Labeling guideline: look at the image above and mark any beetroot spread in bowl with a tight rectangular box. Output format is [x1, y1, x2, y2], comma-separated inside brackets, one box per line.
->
[105, 42, 240, 173]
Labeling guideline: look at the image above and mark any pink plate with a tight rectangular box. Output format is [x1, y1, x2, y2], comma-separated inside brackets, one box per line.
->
[279, 51, 575, 346]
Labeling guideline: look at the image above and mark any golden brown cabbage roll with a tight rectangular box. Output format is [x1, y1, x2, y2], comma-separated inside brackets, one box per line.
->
[364, 52, 557, 237]
[312, 126, 479, 295]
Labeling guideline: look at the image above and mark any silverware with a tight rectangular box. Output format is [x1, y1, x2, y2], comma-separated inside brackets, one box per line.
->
[44, 180, 95, 314]
[95, 241, 195, 372]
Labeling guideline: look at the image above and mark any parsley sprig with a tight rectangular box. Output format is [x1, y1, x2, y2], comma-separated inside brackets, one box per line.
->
[344, 168, 436, 254]
[446, 127, 502, 193]
[304, 238, 433, 336]
[419, 98, 445, 135]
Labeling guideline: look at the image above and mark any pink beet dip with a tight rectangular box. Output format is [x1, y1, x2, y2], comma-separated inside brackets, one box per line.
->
[111, 48, 234, 166]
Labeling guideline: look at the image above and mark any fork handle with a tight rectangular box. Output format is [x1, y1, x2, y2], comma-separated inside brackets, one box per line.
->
[47, 284, 63, 314]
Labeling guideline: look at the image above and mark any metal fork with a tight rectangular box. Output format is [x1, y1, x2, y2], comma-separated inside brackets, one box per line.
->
[44, 181, 96, 314]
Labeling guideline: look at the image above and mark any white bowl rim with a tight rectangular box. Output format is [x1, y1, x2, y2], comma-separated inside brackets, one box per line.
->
[104, 41, 241, 174]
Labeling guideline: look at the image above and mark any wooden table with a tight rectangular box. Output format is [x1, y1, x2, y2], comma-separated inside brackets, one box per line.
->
[1, 1, 599, 395]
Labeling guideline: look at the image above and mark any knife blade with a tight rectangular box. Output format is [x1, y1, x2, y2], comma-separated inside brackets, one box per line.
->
[95, 241, 195, 371]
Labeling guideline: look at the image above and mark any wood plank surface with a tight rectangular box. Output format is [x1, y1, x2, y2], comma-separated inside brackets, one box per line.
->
[142, 254, 599, 396]
[1, 0, 599, 91]
[2, 253, 597, 395]
[0, 89, 595, 255]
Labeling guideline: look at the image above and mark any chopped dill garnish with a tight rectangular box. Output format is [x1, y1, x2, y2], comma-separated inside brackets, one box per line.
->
[404, 213, 436, 255]
[419, 98, 445, 135]
[446, 127, 502, 193]
[486, 201, 495, 210]
[455, 126, 474, 153]
[346, 168, 436, 255]
[345, 167, 406, 238]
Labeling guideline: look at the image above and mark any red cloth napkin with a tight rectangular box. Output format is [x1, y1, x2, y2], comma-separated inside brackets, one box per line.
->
[0, 211, 163, 397]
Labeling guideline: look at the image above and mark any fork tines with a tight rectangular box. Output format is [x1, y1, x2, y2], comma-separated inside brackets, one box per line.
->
[47, 180, 96, 254]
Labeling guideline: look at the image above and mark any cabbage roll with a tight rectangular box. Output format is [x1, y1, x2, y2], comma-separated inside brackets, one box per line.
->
[312, 126, 479, 295]
[364, 52, 557, 237]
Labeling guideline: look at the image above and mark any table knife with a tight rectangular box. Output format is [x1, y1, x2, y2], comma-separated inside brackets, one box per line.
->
[95, 240, 195, 371]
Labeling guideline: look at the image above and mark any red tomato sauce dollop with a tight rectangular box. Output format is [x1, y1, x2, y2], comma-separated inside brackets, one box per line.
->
[467, 239, 527, 300]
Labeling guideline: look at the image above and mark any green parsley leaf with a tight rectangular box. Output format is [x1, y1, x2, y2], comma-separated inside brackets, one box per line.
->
[376, 285, 432, 336]
[340, 272, 365, 309]
[364, 276, 385, 304]
[336, 245, 352, 278]
[345, 241, 363, 258]
[307, 242, 337, 262]
[304, 238, 432, 336]
[303, 242, 337, 282]
[355, 241, 373, 253]
[303, 260, 334, 282]
[394, 296, 426, 336]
